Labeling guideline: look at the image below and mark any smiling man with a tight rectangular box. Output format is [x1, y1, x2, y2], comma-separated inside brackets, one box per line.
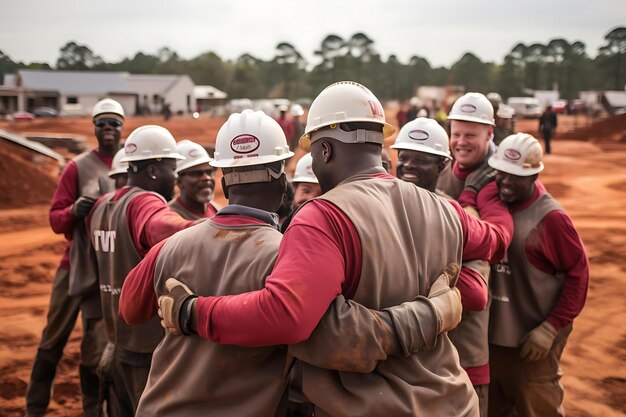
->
[438, 92, 496, 199]
[487, 133, 588, 417]
[25, 98, 123, 417]
[169, 140, 220, 220]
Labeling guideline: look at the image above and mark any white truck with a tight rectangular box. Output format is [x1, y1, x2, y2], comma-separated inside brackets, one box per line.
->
[506, 97, 543, 118]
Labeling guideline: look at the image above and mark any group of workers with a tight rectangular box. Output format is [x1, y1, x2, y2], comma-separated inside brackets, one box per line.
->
[24, 82, 588, 417]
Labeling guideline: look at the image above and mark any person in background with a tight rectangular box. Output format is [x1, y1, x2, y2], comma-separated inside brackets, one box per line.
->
[169, 140, 219, 220]
[539, 105, 557, 154]
[25, 98, 124, 417]
[488, 133, 588, 417]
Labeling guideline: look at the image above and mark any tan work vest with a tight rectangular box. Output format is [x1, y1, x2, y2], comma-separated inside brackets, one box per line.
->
[436, 156, 493, 372]
[68, 152, 114, 317]
[490, 193, 566, 347]
[299, 175, 479, 417]
[168, 198, 217, 220]
[89, 186, 164, 353]
[136, 219, 287, 417]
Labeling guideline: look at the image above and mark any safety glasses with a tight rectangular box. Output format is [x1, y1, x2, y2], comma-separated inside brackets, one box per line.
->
[94, 119, 123, 128]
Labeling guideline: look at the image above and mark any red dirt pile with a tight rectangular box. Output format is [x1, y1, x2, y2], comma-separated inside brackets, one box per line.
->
[0, 140, 57, 209]
[560, 113, 626, 143]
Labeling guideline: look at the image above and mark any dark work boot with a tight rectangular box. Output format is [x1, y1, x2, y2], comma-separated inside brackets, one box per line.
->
[25, 352, 58, 417]
[80, 365, 102, 417]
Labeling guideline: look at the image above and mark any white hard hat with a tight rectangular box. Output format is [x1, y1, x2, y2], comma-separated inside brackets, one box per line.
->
[391, 117, 451, 159]
[417, 108, 428, 118]
[300, 81, 395, 151]
[108, 148, 129, 177]
[496, 104, 515, 119]
[488, 133, 544, 176]
[175, 140, 213, 173]
[120, 125, 185, 162]
[92, 98, 125, 119]
[292, 153, 318, 184]
[448, 92, 495, 126]
[291, 104, 304, 117]
[210, 109, 294, 168]
[487, 92, 503, 106]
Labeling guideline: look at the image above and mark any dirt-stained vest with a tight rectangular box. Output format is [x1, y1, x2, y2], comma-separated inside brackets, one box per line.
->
[68, 151, 114, 303]
[89, 186, 164, 353]
[436, 153, 494, 373]
[168, 198, 217, 220]
[490, 193, 565, 347]
[299, 175, 479, 417]
[136, 219, 287, 417]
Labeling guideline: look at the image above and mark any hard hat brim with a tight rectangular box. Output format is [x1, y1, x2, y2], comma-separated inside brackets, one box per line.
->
[448, 114, 495, 126]
[121, 152, 185, 163]
[209, 152, 294, 168]
[175, 156, 214, 173]
[390, 143, 451, 159]
[488, 156, 544, 176]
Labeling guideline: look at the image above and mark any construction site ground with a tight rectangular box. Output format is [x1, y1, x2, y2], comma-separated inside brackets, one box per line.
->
[0, 113, 624, 416]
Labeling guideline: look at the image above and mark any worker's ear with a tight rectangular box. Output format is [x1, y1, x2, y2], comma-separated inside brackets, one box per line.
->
[437, 157, 448, 174]
[147, 164, 158, 180]
[221, 176, 229, 199]
[320, 140, 333, 164]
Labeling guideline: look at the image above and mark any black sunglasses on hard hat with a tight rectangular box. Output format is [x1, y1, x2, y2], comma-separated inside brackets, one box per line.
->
[94, 119, 123, 128]
[181, 168, 215, 178]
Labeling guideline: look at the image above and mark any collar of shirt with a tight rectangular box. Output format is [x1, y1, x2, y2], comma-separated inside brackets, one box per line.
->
[216, 204, 279, 229]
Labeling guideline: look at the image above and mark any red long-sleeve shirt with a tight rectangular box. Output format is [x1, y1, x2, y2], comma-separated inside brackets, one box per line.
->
[86, 186, 196, 257]
[514, 181, 589, 331]
[194, 175, 510, 346]
[49, 150, 113, 269]
[120, 215, 267, 325]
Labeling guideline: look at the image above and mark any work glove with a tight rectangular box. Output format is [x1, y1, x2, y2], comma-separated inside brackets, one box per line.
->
[465, 164, 496, 193]
[520, 321, 557, 361]
[158, 278, 197, 336]
[384, 263, 462, 355]
[71, 196, 97, 218]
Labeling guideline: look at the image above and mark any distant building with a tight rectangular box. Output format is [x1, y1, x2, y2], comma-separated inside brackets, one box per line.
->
[0, 70, 197, 117]
[194, 85, 227, 113]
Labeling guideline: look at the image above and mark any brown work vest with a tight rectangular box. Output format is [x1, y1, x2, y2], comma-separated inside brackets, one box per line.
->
[299, 175, 479, 417]
[68, 152, 114, 317]
[436, 155, 494, 373]
[89, 186, 164, 353]
[136, 218, 287, 417]
[168, 198, 217, 220]
[490, 193, 565, 347]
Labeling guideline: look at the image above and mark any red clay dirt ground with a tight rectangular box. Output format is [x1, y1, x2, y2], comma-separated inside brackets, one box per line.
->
[0, 114, 625, 416]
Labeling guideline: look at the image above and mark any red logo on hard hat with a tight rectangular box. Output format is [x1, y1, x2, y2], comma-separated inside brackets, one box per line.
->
[102, 103, 114, 110]
[368, 100, 384, 119]
[125, 143, 137, 154]
[189, 148, 202, 158]
[504, 149, 521, 161]
[408, 129, 429, 141]
[460, 104, 477, 113]
[231, 134, 260, 154]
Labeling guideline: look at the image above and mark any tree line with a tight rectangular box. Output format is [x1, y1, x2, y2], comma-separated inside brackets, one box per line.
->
[1, 27, 624, 101]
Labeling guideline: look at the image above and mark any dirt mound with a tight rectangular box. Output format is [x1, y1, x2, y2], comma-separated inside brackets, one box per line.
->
[0, 141, 57, 209]
[560, 113, 626, 143]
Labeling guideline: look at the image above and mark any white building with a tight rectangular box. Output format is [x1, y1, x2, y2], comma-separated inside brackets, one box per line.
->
[0, 70, 197, 116]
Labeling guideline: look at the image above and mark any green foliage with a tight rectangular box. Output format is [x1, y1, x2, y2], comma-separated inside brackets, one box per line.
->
[2, 29, 624, 100]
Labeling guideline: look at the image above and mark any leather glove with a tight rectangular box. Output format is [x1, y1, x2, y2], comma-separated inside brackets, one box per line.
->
[158, 278, 197, 336]
[520, 321, 557, 361]
[465, 164, 496, 193]
[384, 263, 462, 354]
[71, 196, 97, 218]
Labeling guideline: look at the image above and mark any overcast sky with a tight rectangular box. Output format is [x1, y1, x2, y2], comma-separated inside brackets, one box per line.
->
[2, 0, 625, 68]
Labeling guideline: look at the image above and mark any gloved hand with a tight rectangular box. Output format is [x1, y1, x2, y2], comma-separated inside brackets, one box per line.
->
[520, 321, 557, 361]
[384, 263, 462, 355]
[71, 196, 97, 218]
[158, 278, 197, 336]
[465, 164, 496, 193]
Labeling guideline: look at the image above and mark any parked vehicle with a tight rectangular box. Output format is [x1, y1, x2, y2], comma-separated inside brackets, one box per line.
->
[10, 111, 35, 121]
[506, 97, 542, 118]
[551, 100, 568, 113]
[33, 106, 59, 118]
